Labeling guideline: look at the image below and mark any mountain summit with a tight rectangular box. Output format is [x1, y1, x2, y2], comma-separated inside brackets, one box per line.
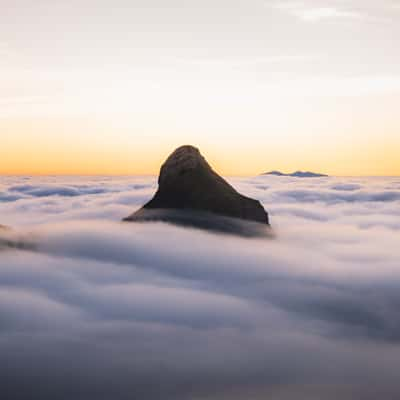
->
[124, 145, 269, 234]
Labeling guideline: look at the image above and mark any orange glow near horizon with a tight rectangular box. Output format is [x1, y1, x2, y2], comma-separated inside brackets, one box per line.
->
[2, 124, 400, 177]
[1, 1, 400, 177]
[2, 102, 400, 177]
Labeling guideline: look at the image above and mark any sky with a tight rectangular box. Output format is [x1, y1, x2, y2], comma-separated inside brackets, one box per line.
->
[1, 0, 400, 176]
[1, 174, 400, 398]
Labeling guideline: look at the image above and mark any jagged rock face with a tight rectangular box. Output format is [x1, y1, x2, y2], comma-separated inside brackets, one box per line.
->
[124, 145, 269, 231]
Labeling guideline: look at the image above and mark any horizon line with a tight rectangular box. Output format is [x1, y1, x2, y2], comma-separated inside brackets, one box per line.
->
[0, 173, 399, 178]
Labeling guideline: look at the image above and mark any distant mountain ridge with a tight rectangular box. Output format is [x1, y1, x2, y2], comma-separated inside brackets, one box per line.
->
[262, 170, 328, 178]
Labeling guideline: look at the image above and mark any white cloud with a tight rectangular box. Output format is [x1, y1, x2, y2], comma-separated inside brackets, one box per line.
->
[272, 2, 363, 22]
[296, 6, 361, 22]
[1, 174, 400, 398]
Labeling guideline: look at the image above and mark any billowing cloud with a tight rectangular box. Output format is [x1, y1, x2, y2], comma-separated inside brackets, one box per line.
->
[0, 174, 400, 399]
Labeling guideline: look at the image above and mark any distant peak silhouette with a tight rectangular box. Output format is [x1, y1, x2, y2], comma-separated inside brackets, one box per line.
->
[262, 170, 328, 178]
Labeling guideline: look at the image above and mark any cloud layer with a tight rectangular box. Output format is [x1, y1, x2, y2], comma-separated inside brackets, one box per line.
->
[1, 174, 400, 399]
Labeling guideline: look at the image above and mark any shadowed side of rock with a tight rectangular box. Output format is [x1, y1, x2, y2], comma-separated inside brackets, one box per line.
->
[128, 208, 272, 237]
[123, 145, 270, 235]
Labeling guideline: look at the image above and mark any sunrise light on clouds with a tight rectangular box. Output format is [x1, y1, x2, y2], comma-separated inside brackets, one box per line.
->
[1, 3, 400, 399]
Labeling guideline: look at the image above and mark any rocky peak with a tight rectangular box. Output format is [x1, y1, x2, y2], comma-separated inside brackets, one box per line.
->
[158, 145, 206, 185]
[124, 145, 270, 235]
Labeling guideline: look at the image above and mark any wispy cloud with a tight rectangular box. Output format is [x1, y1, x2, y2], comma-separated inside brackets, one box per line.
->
[272, 2, 363, 22]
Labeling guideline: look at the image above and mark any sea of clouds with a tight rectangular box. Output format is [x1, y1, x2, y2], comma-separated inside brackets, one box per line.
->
[1, 174, 400, 399]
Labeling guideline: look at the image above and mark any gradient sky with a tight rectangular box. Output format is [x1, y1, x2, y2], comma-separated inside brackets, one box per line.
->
[1, 0, 400, 176]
